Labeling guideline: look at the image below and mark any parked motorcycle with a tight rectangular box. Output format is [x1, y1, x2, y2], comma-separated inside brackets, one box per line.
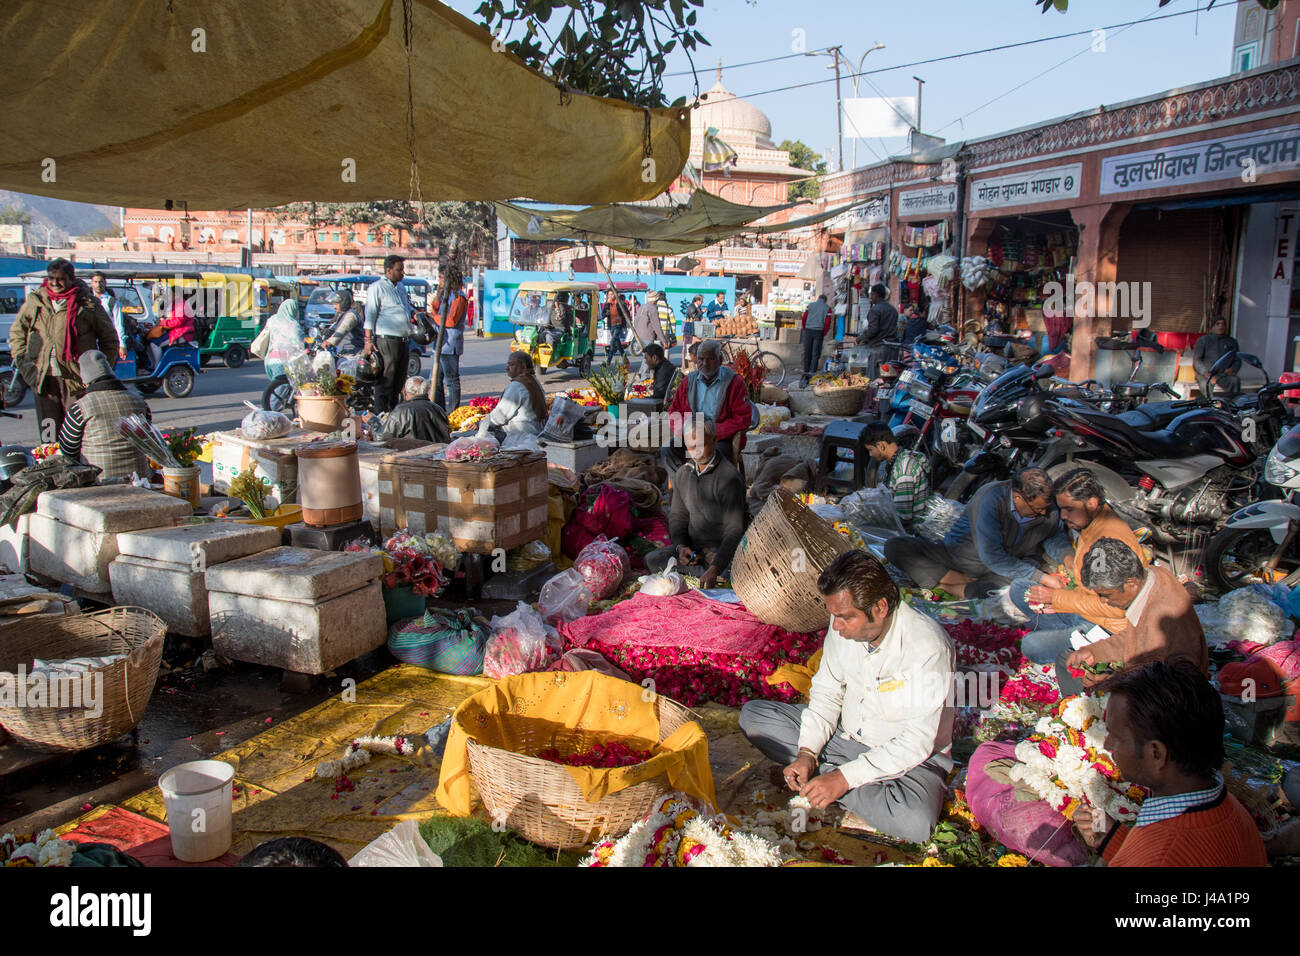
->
[957, 351, 1291, 553]
[1205, 421, 1300, 591]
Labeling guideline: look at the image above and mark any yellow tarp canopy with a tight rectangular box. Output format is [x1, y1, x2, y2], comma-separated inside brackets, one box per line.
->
[0, 0, 689, 208]
[496, 190, 881, 255]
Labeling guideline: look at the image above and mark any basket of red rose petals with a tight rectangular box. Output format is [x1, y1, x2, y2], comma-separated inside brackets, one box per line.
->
[461, 675, 701, 849]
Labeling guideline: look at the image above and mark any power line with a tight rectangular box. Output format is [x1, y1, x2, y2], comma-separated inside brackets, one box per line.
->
[724, 4, 1229, 102]
[931, 0, 1172, 135]
[664, 51, 808, 78]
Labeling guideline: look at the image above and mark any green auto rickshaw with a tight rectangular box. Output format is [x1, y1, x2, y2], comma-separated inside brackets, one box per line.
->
[508, 281, 597, 377]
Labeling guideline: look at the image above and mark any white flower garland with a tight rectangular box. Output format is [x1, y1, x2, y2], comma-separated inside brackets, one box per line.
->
[1006, 694, 1144, 823]
[583, 793, 796, 867]
[314, 734, 417, 779]
[2, 828, 76, 867]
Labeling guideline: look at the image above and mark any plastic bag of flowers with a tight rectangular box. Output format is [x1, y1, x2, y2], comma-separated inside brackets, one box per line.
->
[484, 601, 561, 679]
[538, 568, 594, 626]
[573, 536, 630, 599]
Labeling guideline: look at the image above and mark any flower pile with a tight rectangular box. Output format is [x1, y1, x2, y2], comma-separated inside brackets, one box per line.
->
[943, 619, 1027, 675]
[445, 435, 500, 461]
[31, 443, 59, 461]
[161, 428, 204, 468]
[551, 387, 603, 408]
[1, 830, 76, 867]
[625, 380, 654, 399]
[1007, 694, 1146, 822]
[999, 662, 1061, 708]
[313, 734, 417, 780]
[571, 628, 823, 708]
[346, 530, 453, 596]
[536, 740, 655, 768]
[448, 396, 499, 431]
[583, 794, 793, 867]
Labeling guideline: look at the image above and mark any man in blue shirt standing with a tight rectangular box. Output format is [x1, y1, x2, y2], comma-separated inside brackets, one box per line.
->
[884, 468, 1070, 599]
[364, 254, 413, 414]
[705, 291, 729, 323]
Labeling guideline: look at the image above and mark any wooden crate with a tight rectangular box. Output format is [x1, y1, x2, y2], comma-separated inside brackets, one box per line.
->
[377, 450, 549, 553]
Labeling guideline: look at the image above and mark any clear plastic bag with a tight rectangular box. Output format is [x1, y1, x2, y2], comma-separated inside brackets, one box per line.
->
[240, 408, 293, 441]
[349, 820, 443, 867]
[573, 536, 629, 599]
[916, 496, 964, 543]
[484, 601, 562, 678]
[638, 557, 686, 597]
[538, 567, 594, 626]
[283, 350, 316, 390]
[840, 487, 904, 535]
[540, 396, 583, 443]
[507, 539, 552, 572]
[444, 435, 500, 462]
[501, 432, 541, 453]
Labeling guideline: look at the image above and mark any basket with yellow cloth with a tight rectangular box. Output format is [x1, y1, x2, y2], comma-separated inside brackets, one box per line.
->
[435, 670, 716, 849]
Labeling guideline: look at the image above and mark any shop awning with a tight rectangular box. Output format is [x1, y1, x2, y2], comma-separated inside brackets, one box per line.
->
[1132, 187, 1300, 211]
[0, 0, 690, 208]
[495, 191, 876, 255]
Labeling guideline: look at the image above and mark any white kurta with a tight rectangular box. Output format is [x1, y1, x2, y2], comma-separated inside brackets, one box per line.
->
[478, 379, 541, 438]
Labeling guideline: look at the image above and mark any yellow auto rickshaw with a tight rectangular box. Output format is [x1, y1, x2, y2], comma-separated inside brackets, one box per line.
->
[508, 281, 597, 377]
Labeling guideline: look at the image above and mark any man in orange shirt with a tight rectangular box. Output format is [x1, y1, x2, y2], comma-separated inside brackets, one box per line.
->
[1073, 660, 1266, 867]
[1010, 467, 1146, 664]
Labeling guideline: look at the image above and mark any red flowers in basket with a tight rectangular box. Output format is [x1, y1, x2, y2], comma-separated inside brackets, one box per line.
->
[537, 741, 655, 768]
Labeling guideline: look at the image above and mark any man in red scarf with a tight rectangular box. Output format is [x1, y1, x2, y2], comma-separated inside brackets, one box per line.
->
[9, 258, 119, 441]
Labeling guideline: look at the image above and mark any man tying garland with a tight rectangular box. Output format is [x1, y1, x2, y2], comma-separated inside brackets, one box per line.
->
[739, 550, 956, 844]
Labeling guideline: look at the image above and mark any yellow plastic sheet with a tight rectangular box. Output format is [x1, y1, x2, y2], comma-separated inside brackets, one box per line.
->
[437, 670, 716, 815]
[767, 647, 823, 697]
[0, 0, 689, 208]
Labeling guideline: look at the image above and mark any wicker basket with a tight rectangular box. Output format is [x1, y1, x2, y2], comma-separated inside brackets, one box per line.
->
[0, 607, 166, 754]
[731, 486, 853, 633]
[465, 693, 696, 849]
[811, 385, 866, 417]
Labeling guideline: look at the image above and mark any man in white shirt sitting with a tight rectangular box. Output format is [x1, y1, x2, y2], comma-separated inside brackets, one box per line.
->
[739, 550, 956, 843]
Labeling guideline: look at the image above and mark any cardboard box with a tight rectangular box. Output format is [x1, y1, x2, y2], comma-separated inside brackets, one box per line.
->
[377, 450, 548, 553]
[358, 442, 445, 529]
[210, 428, 322, 507]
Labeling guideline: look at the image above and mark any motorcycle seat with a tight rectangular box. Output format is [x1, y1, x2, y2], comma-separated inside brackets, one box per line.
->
[1070, 407, 1197, 459]
[1116, 400, 1201, 431]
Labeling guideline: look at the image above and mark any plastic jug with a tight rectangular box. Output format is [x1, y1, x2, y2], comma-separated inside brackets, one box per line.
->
[158, 759, 235, 862]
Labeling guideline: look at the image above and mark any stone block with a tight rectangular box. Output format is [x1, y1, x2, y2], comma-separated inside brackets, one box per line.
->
[204, 547, 382, 602]
[539, 438, 608, 474]
[116, 522, 280, 566]
[208, 581, 386, 674]
[36, 486, 192, 533]
[110, 556, 209, 636]
[28, 513, 118, 595]
[0, 514, 30, 574]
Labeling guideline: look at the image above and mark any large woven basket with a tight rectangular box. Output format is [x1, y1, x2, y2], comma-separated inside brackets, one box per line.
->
[0, 607, 165, 753]
[811, 385, 866, 417]
[731, 486, 853, 633]
[465, 693, 696, 849]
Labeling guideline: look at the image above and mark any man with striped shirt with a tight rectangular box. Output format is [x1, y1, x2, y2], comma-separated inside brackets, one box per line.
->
[863, 422, 933, 531]
[59, 351, 151, 480]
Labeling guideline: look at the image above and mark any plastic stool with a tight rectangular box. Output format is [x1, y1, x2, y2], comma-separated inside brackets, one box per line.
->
[816, 420, 872, 495]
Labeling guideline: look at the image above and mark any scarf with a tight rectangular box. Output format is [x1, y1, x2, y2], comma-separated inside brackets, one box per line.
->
[44, 279, 82, 365]
[517, 371, 548, 422]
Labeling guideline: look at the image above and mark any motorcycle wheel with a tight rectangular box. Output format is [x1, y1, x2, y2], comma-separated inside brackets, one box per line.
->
[263, 375, 295, 413]
[0, 370, 27, 406]
[1204, 526, 1300, 593]
[407, 354, 422, 378]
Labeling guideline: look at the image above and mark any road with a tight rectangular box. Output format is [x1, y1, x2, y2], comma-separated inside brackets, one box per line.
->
[0, 335, 633, 446]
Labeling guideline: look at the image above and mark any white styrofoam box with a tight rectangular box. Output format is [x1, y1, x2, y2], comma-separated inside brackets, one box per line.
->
[0, 514, 30, 574]
[29, 514, 117, 595]
[116, 521, 280, 567]
[204, 547, 382, 603]
[110, 557, 209, 636]
[208, 581, 386, 674]
[109, 523, 282, 637]
[36, 486, 193, 532]
[210, 429, 323, 507]
[539, 438, 608, 475]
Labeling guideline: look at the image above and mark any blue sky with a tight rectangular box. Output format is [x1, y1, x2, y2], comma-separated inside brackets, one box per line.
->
[447, 0, 1242, 170]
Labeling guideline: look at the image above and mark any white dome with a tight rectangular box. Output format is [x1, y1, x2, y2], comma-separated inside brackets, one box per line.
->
[691, 65, 774, 149]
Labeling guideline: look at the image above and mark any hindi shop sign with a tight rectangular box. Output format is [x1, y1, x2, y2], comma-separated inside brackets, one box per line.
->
[898, 185, 958, 219]
[970, 164, 1082, 211]
[1100, 124, 1300, 195]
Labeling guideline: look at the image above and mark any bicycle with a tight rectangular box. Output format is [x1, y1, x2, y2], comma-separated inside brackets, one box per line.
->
[718, 334, 786, 387]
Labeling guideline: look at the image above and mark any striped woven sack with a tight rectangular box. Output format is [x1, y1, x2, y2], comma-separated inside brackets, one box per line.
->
[387, 609, 488, 675]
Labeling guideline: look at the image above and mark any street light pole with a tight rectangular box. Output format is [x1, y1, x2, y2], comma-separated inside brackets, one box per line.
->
[829, 45, 843, 172]
[913, 76, 925, 135]
[808, 44, 886, 173]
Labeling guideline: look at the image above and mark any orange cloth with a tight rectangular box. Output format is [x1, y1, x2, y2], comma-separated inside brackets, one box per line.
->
[1050, 505, 1147, 629]
[1102, 793, 1268, 867]
[436, 670, 716, 816]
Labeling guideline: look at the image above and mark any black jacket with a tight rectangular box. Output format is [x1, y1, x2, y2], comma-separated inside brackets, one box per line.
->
[651, 359, 677, 401]
[669, 454, 747, 572]
[379, 397, 451, 444]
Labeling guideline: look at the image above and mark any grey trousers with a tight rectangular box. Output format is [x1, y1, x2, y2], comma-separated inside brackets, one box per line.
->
[883, 535, 1009, 598]
[739, 699, 949, 844]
